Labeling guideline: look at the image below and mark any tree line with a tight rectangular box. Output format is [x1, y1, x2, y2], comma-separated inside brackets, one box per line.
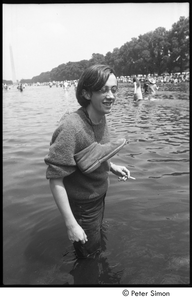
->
[24, 16, 189, 84]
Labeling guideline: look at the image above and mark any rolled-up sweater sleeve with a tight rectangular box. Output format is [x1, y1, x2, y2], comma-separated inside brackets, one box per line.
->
[44, 123, 77, 179]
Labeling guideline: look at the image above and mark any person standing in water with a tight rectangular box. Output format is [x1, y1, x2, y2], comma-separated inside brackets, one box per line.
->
[133, 77, 143, 101]
[44, 64, 133, 259]
[143, 77, 159, 100]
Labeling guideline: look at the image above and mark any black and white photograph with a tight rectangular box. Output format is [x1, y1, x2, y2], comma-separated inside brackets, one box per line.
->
[2, 2, 190, 297]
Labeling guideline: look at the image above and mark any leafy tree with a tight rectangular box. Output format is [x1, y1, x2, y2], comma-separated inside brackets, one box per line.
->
[24, 16, 189, 83]
[89, 53, 106, 65]
[168, 16, 189, 73]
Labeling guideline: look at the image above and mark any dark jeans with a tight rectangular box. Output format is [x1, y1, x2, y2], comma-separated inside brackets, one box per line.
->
[69, 194, 106, 258]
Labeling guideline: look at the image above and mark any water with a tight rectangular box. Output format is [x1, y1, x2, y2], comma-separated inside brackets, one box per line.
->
[3, 84, 189, 285]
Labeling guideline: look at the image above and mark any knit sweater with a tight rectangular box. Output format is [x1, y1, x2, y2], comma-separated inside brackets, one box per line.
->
[44, 107, 111, 202]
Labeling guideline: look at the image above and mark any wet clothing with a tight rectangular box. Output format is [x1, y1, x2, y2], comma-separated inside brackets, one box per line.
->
[44, 107, 111, 258]
[71, 194, 106, 258]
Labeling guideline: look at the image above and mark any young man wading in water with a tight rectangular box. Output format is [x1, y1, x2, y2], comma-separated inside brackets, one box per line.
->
[45, 64, 133, 258]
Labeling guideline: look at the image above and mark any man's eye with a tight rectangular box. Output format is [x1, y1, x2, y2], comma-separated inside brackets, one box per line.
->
[99, 86, 118, 94]
[111, 87, 118, 93]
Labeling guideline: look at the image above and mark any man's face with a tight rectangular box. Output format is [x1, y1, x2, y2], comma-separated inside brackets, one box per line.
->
[89, 73, 118, 116]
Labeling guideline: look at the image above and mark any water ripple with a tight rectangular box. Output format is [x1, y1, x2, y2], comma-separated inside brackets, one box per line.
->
[3, 84, 189, 285]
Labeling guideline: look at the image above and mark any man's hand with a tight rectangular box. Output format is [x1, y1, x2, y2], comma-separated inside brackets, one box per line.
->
[67, 223, 88, 244]
[110, 163, 135, 181]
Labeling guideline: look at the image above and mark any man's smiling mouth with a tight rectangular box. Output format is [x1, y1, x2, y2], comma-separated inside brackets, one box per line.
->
[103, 101, 113, 106]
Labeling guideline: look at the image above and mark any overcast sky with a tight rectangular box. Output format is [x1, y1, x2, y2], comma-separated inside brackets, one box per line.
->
[3, 3, 189, 81]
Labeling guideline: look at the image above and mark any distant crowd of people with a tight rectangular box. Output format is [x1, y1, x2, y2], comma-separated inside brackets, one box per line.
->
[3, 82, 26, 91]
[48, 80, 78, 90]
[3, 71, 189, 92]
[117, 71, 189, 84]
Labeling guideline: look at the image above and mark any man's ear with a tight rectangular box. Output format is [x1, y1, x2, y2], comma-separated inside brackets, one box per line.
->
[82, 89, 91, 100]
